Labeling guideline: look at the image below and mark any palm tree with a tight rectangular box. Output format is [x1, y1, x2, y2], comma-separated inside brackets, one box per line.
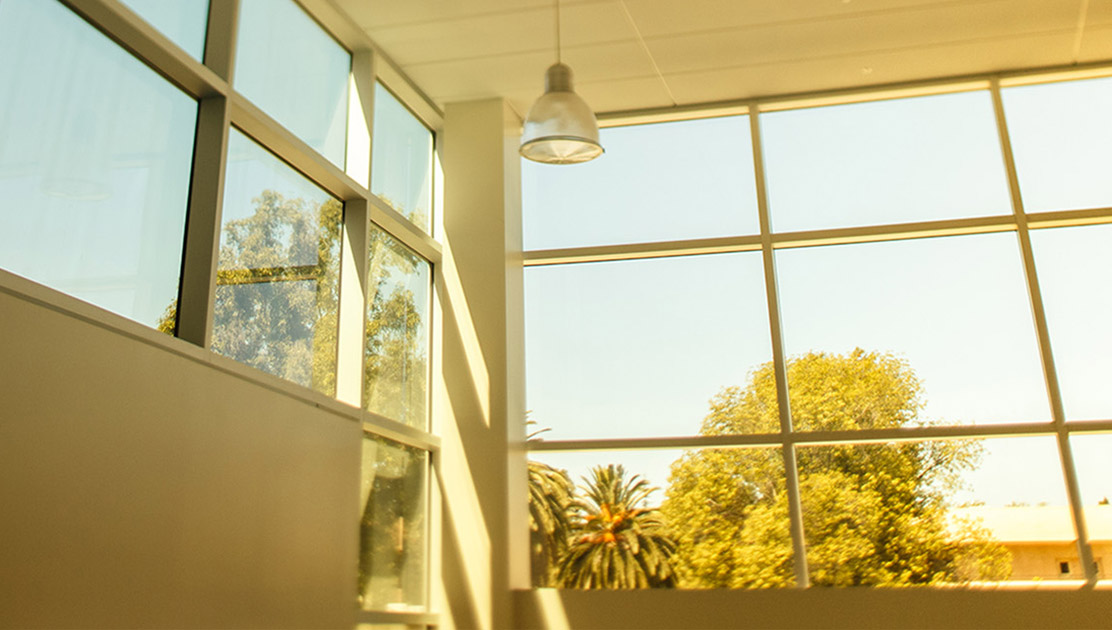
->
[557, 464, 677, 589]
[529, 459, 575, 586]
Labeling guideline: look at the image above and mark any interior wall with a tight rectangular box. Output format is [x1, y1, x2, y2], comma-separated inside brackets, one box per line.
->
[435, 97, 523, 630]
[0, 275, 361, 629]
[513, 587, 1112, 630]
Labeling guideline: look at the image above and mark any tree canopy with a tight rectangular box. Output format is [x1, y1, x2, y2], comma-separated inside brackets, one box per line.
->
[662, 349, 1010, 588]
[556, 465, 677, 589]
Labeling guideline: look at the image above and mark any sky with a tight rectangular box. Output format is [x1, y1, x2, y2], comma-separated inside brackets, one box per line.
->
[522, 79, 1112, 510]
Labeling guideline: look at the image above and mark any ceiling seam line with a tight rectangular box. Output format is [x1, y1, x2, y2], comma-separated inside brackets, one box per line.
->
[617, 0, 677, 106]
[1072, 0, 1090, 63]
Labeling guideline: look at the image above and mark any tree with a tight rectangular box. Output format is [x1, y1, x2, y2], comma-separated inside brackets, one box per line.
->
[557, 465, 677, 589]
[662, 349, 1011, 588]
[529, 459, 575, 586]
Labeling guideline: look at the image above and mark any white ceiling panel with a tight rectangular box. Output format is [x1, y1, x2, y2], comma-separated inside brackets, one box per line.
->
[645, 1, 1078, 75]
[332, 0, 1112, 116]
[369, 2, 635, 65]
[665, 31, 1076, 105]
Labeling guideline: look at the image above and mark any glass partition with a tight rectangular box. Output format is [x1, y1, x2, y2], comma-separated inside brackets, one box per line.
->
[213, 129, 342, 395]
[0, 0, 197, 330]
[364, 226, 431, 429]
[761, 91, 1011, 232]
[119, 0, 208, 61]
[235, 0, 349, 166]
[371, 84, 433, 233]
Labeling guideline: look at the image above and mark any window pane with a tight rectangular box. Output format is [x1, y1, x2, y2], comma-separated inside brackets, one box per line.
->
[799, 436, 1069, 586]
[360, 434, 427, 611]
[761, 91, 1011, 232]
[523, 116, 760, 250]
[213, 129, 342, 395]
[529, 447, 791, 589]
[1004, 77, 1112, 213]
[364, 226, 431, 429]
[1030, 225, 1112, 421]
[371, 84, 433, 233]
[525, 252, 773, 440]
[1069, 433, 1112, 581]
[776, 234, 1049, 427]
[234, 0, 349, 166]
[0, 0, 196, 330]
[119, 0, 208, 61]
[954, 435, 1077, 583]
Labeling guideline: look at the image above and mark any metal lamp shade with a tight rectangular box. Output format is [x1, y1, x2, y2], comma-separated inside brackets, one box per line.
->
[520, 63, 603, 164]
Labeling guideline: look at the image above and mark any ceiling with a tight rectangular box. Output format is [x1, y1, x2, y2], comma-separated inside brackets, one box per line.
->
[333, 0, 1112, 118]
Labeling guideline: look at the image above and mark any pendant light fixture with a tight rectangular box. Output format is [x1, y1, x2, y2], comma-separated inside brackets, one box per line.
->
[519, 0, 604, 164]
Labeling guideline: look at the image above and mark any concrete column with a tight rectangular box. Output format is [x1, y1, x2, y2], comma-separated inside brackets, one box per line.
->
[436, 98, 526, 630]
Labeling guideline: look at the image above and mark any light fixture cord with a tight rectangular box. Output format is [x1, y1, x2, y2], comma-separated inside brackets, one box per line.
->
[555, 0, 562, 63]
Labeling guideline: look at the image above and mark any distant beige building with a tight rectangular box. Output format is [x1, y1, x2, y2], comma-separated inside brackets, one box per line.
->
[955, 505, 1112, 581]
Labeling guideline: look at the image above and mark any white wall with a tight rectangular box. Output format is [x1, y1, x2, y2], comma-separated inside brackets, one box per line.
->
[0, 272, 361, 629]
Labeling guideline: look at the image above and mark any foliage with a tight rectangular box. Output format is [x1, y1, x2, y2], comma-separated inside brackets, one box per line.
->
[557, 465, 677, 589]
[662, 349, 1011, 588]
[529, 459, 575, 587]
[362, 228, 428, 426]
[155, 190, 427, 421]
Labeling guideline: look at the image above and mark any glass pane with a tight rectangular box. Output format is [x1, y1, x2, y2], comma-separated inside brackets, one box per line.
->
[1030, 225, 1112, 421]
[234, 0, 349, 166]
[360, 434, 427, 611]
[523, 116, 760, 250]
[761, 91, 1011, 232]
[529, 447, 791, 589]
[525, 252, 772, 440]
[1004, 77, 1112, 213]
[0, 0, 196, 330]
[799, 435, 1069, 586]
[119, 0, 208, 61]
[1069, 433, 1112, 581]
[776, 234, 1049, 427]
[371, 84, 433, 233]
[213, 129, 342, 395]
[364, 226, 431, 429]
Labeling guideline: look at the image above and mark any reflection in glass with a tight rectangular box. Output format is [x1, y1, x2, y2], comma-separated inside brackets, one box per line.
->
[213, 129, 342, 395]
[364, 227, 430, 429]
[1030, 225, 1112, 421]
[1067, 433, 1112, 581]
[523, 116, 759, 250]
[529, 447, 790, 589]
[371, 84, 433, 233]
[761, 91, 1010, 232]
[0, 0, 197, 330]
[777, 233, 1049, 426]
[234, 0, 349, 166]
[360, 434, 426, 611]
[119, 0, 208, 61]
[525, 252, 772, 440]
[1004, 77, 1112, 213]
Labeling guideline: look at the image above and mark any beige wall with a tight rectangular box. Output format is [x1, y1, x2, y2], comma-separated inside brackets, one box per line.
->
[0, 275, 362, 629]
[434, 97, 525, 630]
[1006, 542, 1111, 580]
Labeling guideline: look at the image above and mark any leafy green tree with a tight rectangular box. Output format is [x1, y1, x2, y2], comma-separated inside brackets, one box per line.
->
[662, 349, 1011, 588]
[210, 190, 342, 394]
[557, 464, 677, 589]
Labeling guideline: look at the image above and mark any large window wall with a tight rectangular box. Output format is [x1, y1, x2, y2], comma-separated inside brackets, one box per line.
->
[523, 73, 1112, 589]
[0, 0, 440, 626]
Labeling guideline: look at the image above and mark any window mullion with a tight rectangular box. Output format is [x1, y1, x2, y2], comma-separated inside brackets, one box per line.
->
[989, 77, 1097, 585]
[749, 103, 810, 588]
